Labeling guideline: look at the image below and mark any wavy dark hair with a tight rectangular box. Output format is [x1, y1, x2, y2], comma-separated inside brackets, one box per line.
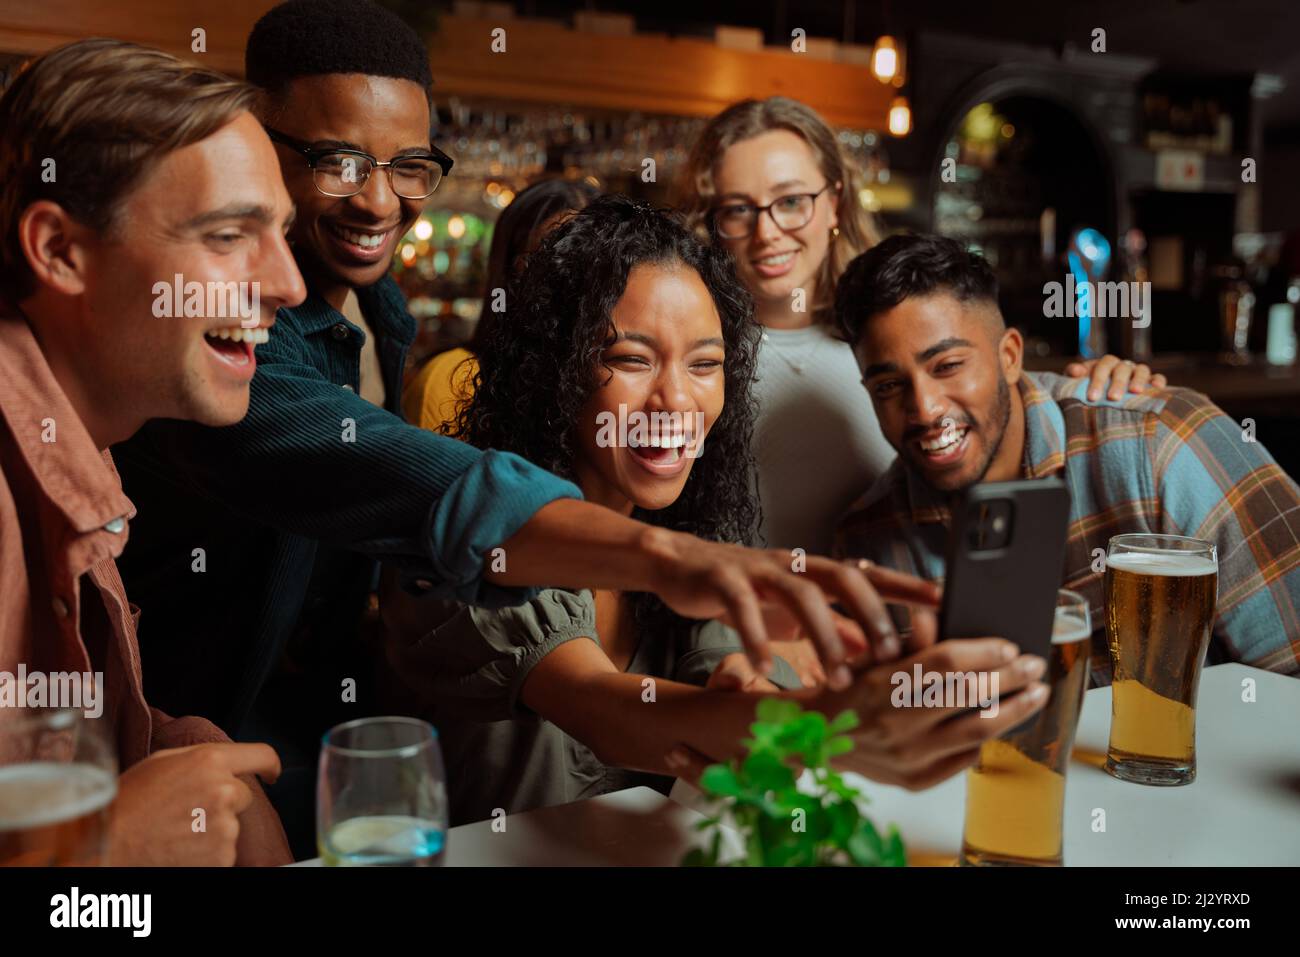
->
[459, 194, 762, 633]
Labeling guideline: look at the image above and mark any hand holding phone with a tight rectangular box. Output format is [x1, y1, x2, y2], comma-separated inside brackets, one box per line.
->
[939, 478, 1071, 664]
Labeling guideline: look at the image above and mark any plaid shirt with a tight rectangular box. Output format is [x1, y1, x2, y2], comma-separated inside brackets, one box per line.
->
[835, 372, 1300, 685]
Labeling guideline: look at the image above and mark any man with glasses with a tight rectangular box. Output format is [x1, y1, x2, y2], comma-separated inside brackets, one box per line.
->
[112, 0, 935, 857]
[263, 128, 453, 199]
[252, 125, 452, 406]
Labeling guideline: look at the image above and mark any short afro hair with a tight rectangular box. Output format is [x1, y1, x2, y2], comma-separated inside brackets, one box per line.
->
[836, 233, 1000, 344]
[245, 0, 433, 102]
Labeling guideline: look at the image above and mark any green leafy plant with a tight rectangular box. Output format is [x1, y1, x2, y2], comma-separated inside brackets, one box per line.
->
[682, 698, 905, 867]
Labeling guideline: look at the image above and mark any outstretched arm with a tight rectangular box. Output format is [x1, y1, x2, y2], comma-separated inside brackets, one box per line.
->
[518, 610, 1050, 790]
[491, 500, 941, 687]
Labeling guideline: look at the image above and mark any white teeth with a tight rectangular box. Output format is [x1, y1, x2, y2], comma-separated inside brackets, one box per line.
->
[629, 433, 689, 449]
[330, 223, 388, 248]
[919, 427, 967, 453]
[205, 327, 269, 344]
[756, 251, 795, 266]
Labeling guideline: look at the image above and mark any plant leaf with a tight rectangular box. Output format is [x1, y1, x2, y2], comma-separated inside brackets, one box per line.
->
[823, 771, 863, 801]
[682, 698, 906, 868]
[847, 829, 882, 867]
[827, 709, 860, 734]
[883, 826, 907, 867]
[856, 818, 886, 858]
[699, 763, 742, 798]
[742, 749, 796, 792]
[681, 846, 708, 867]
[826, 734, 854, 758]
[755, 697, 801, 726]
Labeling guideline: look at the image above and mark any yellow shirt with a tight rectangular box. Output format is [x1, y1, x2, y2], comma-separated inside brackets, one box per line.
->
[403, 347, 478, 435]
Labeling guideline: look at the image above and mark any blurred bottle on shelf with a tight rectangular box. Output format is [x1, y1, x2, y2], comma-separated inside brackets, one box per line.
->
[1265, 278, 1298, 366]
[1214, 262, 1255, 365]
[1118, 228, 1153, 363]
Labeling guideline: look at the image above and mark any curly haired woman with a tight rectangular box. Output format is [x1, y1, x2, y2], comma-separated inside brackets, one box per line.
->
[380, 196, 1049, 824]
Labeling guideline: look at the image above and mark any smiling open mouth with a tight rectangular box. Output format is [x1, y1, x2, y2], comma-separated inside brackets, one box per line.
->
[914, 424, 971, 465]
[203, 325, 269, 367]
[326, 222, 394, 255]
[627, 431, 696, 474]
[751, 249, 798, 278]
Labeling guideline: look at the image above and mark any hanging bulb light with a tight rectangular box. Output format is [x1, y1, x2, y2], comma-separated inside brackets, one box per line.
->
[871, 36, 899, 84]
[888, 96, 912, 137]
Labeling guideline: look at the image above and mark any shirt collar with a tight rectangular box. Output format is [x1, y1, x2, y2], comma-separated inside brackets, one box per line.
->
[281, 272, 415, 345]
[0, 314, 135, 534]
[1019, 372, 1068, 479]
[280, 287, 344, 338]
[898, 373, 1067, 525]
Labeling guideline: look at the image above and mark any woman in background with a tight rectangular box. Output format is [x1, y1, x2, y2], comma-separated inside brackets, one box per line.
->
[676, 97, 1165, 555]
[386, 194, 793, 822]
[403, 177, 601, 433]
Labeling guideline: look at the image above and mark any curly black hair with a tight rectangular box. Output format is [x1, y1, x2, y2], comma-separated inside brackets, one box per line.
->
[459, 194, 762, 632]
[245, 0, 434, 102]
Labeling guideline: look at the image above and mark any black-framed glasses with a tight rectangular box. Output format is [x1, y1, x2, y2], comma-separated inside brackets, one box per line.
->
[711, 182, 836, 240]
[265, 127, 454, 199]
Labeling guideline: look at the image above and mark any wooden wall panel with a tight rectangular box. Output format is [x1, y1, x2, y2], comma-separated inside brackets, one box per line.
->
[0, 3, 891, 127]
[426, 16, 891, 127]
[0, 0, 276, 73]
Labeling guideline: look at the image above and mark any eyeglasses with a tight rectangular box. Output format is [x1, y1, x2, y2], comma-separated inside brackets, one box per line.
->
[711, 183, 835, 240]
[265, 127, 454, 200]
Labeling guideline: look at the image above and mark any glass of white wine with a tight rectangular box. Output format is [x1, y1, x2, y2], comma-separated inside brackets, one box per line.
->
[317, 716, 448, 866]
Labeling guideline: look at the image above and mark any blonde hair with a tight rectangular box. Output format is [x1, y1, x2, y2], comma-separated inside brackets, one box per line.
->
[676, 96, 882, 319]
[0, 38, 257, 303]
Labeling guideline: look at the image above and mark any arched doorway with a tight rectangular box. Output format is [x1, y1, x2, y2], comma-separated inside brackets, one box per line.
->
[932, 90, 1114, 355]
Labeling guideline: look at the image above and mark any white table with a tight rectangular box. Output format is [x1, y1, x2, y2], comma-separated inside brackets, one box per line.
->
[293, 786, 724, 866]
[688, 662, 1300, 866]
[298, 663, 1299, 866]
[442, 786, 728, 866]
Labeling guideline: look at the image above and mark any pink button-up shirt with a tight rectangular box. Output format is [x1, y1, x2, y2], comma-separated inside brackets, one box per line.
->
[0, 313, 289, 864]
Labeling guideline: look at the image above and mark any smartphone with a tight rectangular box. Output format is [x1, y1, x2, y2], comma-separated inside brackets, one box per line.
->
[938, 478, 1071, 663]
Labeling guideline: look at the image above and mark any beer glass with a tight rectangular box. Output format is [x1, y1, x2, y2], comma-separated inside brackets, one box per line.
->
[0, 707, 117, 866]
[1104, 533, 1218, 786]
[318, 716, 448, 866]
[961, 590, 1091, 867]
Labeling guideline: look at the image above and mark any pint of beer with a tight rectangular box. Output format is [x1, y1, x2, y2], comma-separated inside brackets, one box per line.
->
[0, 708, 117, 866]
[961, 590, 1091, 867]
[1104, 534, 1217, 786]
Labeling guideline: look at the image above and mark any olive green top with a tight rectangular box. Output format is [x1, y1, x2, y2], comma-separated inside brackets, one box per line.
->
[385, 588, 799, 825]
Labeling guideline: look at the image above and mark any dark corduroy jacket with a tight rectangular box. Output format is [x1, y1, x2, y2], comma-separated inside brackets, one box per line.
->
[112, 276, 580, 737]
